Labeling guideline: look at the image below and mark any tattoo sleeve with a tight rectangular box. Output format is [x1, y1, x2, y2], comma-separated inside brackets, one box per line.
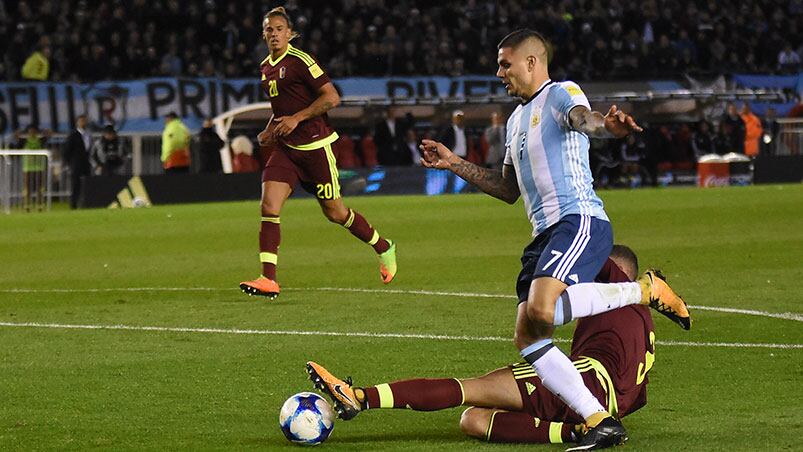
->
[307, 99, 335, 118]
[296, 97, 335, 121]
[568, 106, 614, 138]
[294, 84, 340, 122]
[449, 158, 519, 203]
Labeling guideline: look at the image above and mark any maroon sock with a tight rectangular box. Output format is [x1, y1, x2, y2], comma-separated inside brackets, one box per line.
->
[363, 379, 463, 410]
[487, 411, 575, 444]
[343, 209, 390, 254]
[259, 216, 280, 280]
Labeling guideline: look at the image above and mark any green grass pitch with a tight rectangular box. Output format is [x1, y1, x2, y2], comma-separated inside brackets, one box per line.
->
[0, 184, 801, 451]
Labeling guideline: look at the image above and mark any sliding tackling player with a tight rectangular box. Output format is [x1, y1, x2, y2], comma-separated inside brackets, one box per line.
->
[309, 245, 659, 450]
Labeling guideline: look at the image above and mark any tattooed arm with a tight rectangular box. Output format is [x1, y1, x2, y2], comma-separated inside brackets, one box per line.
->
[419, 139, 520, 204]
[568, 104, 643, 138]
[273, 82, 340, 137]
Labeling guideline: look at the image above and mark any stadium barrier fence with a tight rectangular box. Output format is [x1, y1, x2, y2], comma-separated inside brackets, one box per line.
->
[775, 118, 803, 156]
[0, 150, 53, 214]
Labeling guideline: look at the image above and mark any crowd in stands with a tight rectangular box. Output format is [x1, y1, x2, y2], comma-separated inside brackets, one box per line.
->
[1, 0, 802, 82]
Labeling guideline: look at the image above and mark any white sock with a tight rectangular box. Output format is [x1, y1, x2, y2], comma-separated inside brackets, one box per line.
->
[554, 282, 641, 324]
[523, 343, 606, 420]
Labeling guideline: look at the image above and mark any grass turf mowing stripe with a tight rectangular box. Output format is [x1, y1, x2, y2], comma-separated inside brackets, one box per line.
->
[2, 286, 802, 323]
[0, 321, 800, 349]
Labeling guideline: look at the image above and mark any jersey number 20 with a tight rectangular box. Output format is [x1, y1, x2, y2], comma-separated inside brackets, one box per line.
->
[268, 80, 279, 97]
[316, 183, 334, 200]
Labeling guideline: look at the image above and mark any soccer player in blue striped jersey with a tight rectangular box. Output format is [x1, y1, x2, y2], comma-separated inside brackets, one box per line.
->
[420, 29, 690, 451]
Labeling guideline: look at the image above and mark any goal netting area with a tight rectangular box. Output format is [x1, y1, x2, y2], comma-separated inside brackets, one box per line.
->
[0, 150, 53, 214]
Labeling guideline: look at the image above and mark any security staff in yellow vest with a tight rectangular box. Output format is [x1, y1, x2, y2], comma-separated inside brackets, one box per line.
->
[161, 112, 191, 174]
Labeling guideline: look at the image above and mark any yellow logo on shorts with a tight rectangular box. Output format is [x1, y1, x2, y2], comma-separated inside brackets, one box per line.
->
[526, 381, 537, 395]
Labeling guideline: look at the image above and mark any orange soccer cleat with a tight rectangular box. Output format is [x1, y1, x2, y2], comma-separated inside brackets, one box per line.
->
[638, 269, 690, 330]
[239, 276, 281, 300]
[306, 361, 363, 420]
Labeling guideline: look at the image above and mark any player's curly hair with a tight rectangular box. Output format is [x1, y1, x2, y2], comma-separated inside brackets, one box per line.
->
[263, 6, 300, 41]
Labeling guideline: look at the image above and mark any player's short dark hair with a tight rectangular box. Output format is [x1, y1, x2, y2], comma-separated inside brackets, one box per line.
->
[611, 244, 639, 279]
[165, 112, 178, 119]
[497, 29, 552, 64]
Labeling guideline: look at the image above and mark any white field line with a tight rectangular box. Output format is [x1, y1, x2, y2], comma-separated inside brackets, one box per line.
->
[2, 286, 802, 323]
[0, 321, 801, 350]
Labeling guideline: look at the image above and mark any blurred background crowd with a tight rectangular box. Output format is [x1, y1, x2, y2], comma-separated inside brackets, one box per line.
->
[2, 0, 802, 200]
[1, 0, 802, 82]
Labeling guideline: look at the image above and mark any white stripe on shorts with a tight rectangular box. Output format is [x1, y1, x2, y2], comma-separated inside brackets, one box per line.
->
[552, 215, 591, 281]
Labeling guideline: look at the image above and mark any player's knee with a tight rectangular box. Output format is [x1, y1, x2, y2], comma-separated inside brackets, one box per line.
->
[323, 205, 348, 224]
[459, 407, 491, 440]
[526, 298, 555, 326]
[261, 199, 280, 217]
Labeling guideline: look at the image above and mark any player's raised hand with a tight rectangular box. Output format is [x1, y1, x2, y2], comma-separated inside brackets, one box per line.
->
[603, 105, 643, 138]
[419, 139, 455, 169]
[273, 115, 301, 136]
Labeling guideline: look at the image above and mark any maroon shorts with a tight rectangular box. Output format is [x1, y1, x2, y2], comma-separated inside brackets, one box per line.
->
[509, 358, 615, 423]
[262, 142, 340, 200]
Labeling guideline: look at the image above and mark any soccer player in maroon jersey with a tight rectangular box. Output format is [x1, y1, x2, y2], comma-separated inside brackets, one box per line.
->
[240, 7, 397, 299]
[308, 245, 656, 449]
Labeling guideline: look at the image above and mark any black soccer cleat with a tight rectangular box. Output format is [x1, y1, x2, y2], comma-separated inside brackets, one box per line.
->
[565, 417, 628, 451]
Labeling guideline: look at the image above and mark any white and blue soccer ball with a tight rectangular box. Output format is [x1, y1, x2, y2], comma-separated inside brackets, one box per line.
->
[279, 392, 335, 446]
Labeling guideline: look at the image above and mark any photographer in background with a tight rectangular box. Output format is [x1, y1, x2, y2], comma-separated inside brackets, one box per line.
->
[91, 124, 128, 176]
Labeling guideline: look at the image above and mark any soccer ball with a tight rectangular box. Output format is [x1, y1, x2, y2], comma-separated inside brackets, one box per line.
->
[279, 392, 335, 446]
[131, 196, 148, 208]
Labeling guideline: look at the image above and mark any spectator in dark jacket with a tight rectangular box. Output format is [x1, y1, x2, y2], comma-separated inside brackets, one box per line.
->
[720, 103, 746, 154]
[374, 110, 413, 166]
[62, 114, 92, 208]
[760, 107, 779, 155]
[690, 120, 716, 160]
[196, 119, 224, 173]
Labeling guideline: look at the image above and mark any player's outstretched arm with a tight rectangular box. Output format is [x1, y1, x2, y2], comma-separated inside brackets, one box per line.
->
[569, 104, 643, 139]
[419, 139, 520, 204]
